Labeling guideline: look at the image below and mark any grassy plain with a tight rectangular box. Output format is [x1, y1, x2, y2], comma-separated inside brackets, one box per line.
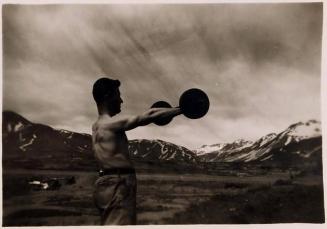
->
[2, 169, 324, 226]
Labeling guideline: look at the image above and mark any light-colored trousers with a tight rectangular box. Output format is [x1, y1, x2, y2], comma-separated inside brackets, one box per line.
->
[93, 173, 137, 225]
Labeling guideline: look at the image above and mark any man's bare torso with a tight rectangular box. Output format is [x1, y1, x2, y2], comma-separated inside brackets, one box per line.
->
[92, 116, 133, 169]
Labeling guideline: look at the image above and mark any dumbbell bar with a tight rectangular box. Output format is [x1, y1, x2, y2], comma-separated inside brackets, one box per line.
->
[151, 88, 210, 126]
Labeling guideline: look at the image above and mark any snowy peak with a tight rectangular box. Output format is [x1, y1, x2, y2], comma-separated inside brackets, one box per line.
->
[195, 143, 227, 156]
[194, 139, 254, 163]
[195, 139, 253, 157]
[284, 120, 321, 138]
[277, 120, 321, 146]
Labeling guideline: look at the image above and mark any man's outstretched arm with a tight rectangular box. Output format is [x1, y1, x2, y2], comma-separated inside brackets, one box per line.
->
[100, 107, 182, 131]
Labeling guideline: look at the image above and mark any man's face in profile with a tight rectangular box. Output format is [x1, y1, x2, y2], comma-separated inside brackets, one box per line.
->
[107, 88, 123, 116]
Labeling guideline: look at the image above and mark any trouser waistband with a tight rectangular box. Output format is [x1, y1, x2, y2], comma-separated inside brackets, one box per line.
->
[98, 168, 135, 176]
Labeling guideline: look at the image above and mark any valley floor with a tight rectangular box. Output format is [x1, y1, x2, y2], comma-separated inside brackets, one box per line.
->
[2, 169, 325, 225]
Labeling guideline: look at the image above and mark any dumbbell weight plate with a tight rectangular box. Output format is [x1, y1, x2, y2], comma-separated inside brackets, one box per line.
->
[151, 101, 173, 126]
[179, 88, 210, 119]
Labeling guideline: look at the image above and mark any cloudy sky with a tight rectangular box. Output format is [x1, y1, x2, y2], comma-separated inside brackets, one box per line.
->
[3, 3, 323, 149]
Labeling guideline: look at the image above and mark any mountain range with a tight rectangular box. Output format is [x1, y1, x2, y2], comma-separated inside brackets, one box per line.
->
[2, 111, 322, 171]
[2, 111, 197, 170]
[194, 120, 322, 164]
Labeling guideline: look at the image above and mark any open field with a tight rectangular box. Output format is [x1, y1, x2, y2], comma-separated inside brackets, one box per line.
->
[2, 169, 325, 225]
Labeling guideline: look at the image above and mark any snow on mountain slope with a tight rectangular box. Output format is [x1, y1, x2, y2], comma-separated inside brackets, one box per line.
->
[195, 139, 253, 162]
[2, 111, 322, 167]
[129, 139, 197, 163]
[195, 144, 227, 156]
[278, 120, 321, 144]
[195, 120, 322, 163]
[2, 111, 32, 136]
[2, 111, 197, 166]
[256, 133, 277, 147]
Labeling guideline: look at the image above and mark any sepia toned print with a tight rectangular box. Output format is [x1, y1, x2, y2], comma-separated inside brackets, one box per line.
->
[2, 3, 324, 225]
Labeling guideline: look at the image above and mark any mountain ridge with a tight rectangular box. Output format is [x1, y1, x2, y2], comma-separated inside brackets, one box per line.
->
[194, 119, 321, 164]
[2, 110, 322, 170]
[2, 110, 197, 170]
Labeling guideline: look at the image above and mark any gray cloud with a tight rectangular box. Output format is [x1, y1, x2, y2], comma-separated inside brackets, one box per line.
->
[2, 3, 322, 149]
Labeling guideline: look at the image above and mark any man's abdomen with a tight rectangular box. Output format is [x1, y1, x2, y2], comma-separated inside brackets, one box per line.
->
[94, 147, 133, 169]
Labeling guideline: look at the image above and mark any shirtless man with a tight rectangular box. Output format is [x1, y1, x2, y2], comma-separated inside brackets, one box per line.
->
[92, 77, 182, 225]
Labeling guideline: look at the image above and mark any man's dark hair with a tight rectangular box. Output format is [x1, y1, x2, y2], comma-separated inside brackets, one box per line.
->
[92, 77, 121, 104]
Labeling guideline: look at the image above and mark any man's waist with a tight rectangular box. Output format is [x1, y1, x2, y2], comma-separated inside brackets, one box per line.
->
[98, 167, 136, 176]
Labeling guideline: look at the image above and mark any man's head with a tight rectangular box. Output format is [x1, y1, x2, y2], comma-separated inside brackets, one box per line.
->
[92, 77, 123, 116]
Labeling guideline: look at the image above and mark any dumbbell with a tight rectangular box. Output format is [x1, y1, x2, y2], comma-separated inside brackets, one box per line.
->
[151, 101, 174, 126]
[151, 88, 210, 126]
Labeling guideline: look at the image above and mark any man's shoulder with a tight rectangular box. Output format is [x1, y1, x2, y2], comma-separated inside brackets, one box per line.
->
[94, 114, 132, 130]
